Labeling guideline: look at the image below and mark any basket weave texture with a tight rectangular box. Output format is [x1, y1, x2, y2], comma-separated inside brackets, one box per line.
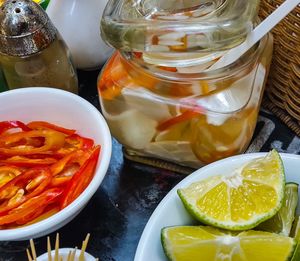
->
[260, 0, 300, 135]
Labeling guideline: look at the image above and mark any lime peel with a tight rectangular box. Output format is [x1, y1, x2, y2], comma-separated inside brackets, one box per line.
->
[177, 150, 285, 231]
[258, 182, 298, 236]
[162, 226, 296, 261]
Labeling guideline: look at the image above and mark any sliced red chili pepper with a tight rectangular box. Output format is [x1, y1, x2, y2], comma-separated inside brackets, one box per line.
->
[133, 52, 143, 59]
[27, 121, 76, 136]
[0, 167, 52, 215]
[20, 204, 60, 225]
[50, 176, 72, 187]
[0, 121, 31, 135]
[0, 188, 63, 225]
[98, 53, 126, 100]
[158, 66, 178, 72]
[0, 130, 65, 156]
[156, 108, 203, 131]
[0, 166, 22, 188]
[50, 149, 91, 176]
[61, 146, 100, 208]
[67, 134, 94, 150]
[15, 204, 47, 226]
[0, 156, 57, 167]
[19, 153, 64, 160]
[49, 149, 92, 186]
[17, 205, 60, 226]
[51, 134, 94, 157]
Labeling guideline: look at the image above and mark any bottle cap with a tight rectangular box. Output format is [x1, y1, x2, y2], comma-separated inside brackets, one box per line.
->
[0, 0, 56, 56]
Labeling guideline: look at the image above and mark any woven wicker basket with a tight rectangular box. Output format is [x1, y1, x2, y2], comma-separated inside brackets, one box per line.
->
[260, 0, 300, 135]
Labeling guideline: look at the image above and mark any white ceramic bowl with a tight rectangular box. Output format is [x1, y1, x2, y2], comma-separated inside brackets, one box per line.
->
[0, 87, 112, 241]
[134, 152, 300, 261]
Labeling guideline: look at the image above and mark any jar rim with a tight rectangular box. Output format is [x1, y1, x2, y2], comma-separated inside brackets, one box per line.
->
[120, 33, 269, 82]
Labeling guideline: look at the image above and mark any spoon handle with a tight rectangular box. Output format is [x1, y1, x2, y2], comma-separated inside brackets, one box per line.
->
[208, 0, 300, 70]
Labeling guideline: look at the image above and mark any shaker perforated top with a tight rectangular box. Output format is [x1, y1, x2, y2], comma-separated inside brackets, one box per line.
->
[0, 0, 56, 56]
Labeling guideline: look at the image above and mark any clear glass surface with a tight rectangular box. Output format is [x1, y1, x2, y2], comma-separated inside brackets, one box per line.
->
[0, 35, 78, 94]
[101, 0, 259, 54]
[98, 34, 273, 168]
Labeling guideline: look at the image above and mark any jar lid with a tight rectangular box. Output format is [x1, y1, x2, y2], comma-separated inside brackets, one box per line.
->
[101, 0, 259, 53]
[0, 0, 56, 56]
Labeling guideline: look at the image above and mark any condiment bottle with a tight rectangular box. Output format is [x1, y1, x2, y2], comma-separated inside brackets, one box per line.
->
[46, 0, 112, 70]
[0, 0, 78, 93]
[0, 67, 8, 92]
[97, 0, 273, 172]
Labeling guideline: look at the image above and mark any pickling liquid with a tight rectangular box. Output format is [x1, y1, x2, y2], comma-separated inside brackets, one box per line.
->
[0, 38, 78, 94]
[98, 35, 273, 168]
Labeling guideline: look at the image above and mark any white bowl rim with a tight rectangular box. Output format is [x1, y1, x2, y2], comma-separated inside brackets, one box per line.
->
[134, 152, 300, 261]
[0, 87, 112, 240]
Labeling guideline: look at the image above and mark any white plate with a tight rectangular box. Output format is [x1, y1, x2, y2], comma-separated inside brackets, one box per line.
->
[134, 152, 300, 261]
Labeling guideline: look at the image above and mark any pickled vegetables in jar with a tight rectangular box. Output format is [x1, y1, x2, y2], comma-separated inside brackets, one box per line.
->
[98, 0, 273, 170]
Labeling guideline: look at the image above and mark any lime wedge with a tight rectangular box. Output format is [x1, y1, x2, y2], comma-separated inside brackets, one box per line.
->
[291, 216, 300, 240]
[291, 216, 300, 261]
[177, 150, 285, 230]
[257, 182, 298, 236]
[291, 242, 300, 261]
[161, 226, 296, 261]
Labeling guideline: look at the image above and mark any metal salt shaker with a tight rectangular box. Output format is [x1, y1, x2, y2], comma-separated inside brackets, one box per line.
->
[0, 0, 78, 93]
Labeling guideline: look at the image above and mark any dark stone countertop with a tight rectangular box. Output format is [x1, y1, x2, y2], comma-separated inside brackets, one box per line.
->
[1, 69, 300, 261]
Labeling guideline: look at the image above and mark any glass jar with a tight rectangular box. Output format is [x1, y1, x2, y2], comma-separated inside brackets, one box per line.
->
[98, 34, 273, 169]
[98, 0, 273, 171]
[101, 0, 260, 54]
